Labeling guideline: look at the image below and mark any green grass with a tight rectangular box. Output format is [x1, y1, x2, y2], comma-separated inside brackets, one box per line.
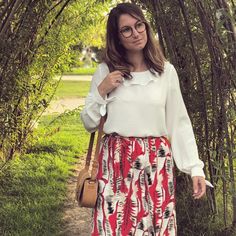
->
[0, 113, 90, 236]
[0, 70, 91, 235]
[63, 67, 96, 75]
[54, 80, 91, 98]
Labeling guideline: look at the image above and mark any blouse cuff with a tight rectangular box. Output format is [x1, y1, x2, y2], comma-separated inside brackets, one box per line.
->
[93, 87, 116, 116]
[94, 86, 107, 105]
[191, 166, 205, 178]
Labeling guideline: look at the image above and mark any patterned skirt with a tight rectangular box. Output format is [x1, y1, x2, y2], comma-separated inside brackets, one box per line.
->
[91, 133, 177, 236]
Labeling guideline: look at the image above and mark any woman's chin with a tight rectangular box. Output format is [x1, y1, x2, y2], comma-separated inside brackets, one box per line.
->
[127, 45, 145, 52]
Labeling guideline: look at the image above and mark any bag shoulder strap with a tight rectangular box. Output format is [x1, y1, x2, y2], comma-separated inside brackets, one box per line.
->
[85, 132, 95, 169]
[90, 116, 105, 180]
[84, 116, 106, 177]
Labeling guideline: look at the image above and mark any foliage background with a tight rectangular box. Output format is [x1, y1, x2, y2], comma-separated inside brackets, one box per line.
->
[0, 0, 235, 235]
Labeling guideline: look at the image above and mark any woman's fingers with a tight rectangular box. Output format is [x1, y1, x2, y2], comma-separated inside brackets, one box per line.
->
[192, 176, 206, 199]
[113, 76, 124, 84]
[98, 71, 124, 96]
[108, 71, 123, 80]
[107, 71, 124, 86]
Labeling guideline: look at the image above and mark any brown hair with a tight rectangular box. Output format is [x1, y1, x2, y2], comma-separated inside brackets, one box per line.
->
[102, 2, 167, 79]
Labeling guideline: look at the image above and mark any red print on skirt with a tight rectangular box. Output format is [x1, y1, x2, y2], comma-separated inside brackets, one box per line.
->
[91, 134, 177, 236]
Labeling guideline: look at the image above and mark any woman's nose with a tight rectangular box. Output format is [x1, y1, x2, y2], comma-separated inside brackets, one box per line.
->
[132, 28, 139, 38]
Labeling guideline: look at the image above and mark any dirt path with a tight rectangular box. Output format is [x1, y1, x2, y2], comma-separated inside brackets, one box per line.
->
[55, 75, 92, 81]
[44, 98, 85, 115]
[58, 156, 93, 236]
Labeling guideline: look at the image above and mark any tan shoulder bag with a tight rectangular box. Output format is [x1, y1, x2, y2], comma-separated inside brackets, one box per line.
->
[75, 117, 105, 208]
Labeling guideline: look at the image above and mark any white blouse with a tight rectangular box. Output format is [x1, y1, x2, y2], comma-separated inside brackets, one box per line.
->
[81, 61, 213, 187]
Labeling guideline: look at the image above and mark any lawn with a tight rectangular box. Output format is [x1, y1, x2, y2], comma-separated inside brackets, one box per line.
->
[0, 76, 91, 236]
[54, 80, 91, 98]
[63, 67, 96, 75]
[0, 113, 90, 236]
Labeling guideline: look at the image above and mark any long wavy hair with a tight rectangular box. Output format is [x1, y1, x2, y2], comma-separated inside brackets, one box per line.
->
[102, 2, 167, 79]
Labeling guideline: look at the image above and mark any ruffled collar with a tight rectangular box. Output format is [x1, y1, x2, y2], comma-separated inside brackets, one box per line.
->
[122, 70, 161, 86]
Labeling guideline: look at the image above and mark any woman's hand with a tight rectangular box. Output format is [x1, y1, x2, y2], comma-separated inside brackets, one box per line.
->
[192, 176, 206, 199]
[98, 71, 124, 98]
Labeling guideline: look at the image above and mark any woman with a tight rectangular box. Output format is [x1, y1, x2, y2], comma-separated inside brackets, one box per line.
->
[81, 2, 213, 235]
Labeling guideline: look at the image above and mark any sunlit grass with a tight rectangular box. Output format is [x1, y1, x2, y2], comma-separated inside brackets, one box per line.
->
[63, 67, 96, 75]
[0, 113, 90, 235]
[54, 80, 91, 99]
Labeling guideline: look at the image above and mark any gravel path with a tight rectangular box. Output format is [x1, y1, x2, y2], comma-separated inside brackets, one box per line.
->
[44, 98, 85, 115]
[55, 75, 92, 81]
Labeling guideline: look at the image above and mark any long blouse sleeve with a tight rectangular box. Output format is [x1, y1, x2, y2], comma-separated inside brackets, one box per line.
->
[80, 63, 112, 133]
[165, 64, 205, 178]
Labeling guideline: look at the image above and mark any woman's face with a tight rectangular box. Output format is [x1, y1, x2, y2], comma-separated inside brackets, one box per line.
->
[118, 14, 148, 52]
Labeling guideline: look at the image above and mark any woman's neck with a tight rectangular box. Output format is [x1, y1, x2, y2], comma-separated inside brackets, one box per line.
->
[126, 51, 147, 72]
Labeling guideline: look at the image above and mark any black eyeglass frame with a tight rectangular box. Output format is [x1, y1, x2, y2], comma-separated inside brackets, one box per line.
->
[119, 21, 147, 38]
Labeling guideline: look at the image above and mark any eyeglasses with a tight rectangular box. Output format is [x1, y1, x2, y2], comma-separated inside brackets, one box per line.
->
[119, 21, 146, 38]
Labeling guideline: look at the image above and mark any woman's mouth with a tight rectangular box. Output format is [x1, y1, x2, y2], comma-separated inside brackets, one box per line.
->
[133, 39, 142, 44]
